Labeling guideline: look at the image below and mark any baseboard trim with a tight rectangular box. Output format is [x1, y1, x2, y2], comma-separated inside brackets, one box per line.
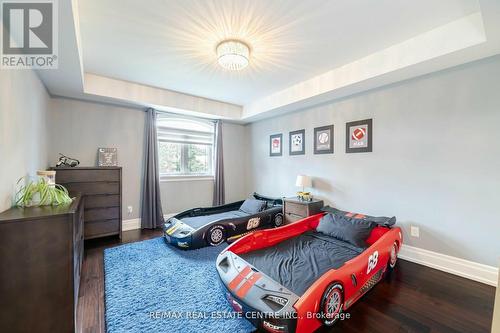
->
[398, 244, 498, 287]
[122, 213, 177, 232]
[122, 218, 141, 231]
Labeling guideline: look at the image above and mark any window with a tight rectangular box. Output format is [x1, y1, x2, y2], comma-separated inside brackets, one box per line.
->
[157, 115, 214, 179]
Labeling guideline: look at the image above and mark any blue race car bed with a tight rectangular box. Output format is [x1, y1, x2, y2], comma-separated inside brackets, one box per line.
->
[163, 193, 283, 249]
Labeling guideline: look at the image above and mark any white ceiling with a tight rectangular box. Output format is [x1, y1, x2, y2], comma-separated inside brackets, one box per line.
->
[78, 0, 479, 105]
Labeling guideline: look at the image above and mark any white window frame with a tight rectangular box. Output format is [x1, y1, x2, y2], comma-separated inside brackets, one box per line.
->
[157, 115, 215, 181]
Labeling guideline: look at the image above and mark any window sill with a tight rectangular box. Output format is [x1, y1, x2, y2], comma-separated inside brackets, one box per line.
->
[160, 175, 215, 183]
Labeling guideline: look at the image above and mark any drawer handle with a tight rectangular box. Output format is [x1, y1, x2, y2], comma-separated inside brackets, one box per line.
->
[85, 218, 119, 223]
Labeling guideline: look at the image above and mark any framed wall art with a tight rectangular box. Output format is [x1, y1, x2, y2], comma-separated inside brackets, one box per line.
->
[314, 125, 334, 154]
[346, 119, 372, 153]
[289, 129, 305, 155]
[98, 147, 118, 166]
[269, 133, 283, 156]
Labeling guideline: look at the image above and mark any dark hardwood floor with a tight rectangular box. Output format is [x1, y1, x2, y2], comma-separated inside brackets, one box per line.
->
[77, 229, 163, 333]
[77, 229, 495, 333]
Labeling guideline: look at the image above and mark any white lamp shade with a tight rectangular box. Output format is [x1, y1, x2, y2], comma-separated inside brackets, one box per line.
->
[295, 175, 312, 188]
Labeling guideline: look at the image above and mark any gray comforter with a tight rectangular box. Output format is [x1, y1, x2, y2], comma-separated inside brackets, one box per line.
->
[240, 231, 365, 295]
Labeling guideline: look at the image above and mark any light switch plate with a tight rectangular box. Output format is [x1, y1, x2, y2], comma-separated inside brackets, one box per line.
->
[410, 226, 420, 238]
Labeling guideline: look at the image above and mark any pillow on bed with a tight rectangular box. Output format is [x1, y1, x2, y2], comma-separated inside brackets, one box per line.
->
[321, 206, 396, 226]
[316, 213, 375, 248]
[239, 199, 267, 214]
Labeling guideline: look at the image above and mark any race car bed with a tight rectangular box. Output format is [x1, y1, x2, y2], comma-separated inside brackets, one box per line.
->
[163, 193, 283, 249]
[216, 207, 402, 333]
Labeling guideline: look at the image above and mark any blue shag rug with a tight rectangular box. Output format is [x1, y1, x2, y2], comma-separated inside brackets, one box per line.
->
[104, 237, 255, 333]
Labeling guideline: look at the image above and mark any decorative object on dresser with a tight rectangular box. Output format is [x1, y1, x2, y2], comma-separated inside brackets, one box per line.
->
[53, 167, 122, 239]
[283, 197, 324, 224]
[0, 195, 84, 333]
[56, 153, 80, 167]
[15, 175, 73, 207]
[36, 170, 56, 185]
[295, 174, 313, 201]
[98, 147, 118, 166]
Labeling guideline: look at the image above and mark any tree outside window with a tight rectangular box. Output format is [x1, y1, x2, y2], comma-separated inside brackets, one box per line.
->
[157, 116, 214, 178]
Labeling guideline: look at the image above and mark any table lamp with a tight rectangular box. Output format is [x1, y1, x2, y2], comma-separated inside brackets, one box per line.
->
[295, 175, 312, 201]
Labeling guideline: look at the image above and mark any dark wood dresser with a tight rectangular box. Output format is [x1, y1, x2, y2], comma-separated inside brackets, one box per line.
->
[53, 167, 122, 240]
[283, 197, 324, 224]
[0, 195, 84, 333]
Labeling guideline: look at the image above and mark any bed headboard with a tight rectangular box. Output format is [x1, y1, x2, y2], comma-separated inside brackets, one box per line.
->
[253, 192, 283, 206]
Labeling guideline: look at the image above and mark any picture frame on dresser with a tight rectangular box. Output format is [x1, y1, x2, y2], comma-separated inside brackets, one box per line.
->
[98, 147, 118, 166]
[52, 166, 122, 240]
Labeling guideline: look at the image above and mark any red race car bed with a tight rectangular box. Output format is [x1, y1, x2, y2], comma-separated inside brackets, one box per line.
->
[216, 207, 402, 333]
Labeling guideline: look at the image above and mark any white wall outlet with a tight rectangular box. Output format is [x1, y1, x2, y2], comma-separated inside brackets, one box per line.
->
[410, 226, 420, 238]
[127, 206, 133, 215]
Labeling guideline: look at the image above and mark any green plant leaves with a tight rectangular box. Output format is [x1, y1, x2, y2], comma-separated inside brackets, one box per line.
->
[15, 177, 73, 207]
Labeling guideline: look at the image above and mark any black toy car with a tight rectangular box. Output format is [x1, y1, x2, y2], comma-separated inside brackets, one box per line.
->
[163, 193, 283, 249]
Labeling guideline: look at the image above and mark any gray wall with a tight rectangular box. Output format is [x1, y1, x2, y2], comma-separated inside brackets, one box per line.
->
[161, 122, 249, 214]
[0, 69, 49, 212]
[222, 122, 249, 203]
[48, 98, 145, 220]
[160, 179, 213, 214]
[246, 55, 500, 267]
[48, 98, 248, 219]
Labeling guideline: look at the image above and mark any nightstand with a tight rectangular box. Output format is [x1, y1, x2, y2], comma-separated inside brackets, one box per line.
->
[283, 197, 324, 224]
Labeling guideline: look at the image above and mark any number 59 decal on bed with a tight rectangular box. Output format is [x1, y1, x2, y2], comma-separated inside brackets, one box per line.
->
[246, 217, 260, 230]
[367, 250, 379, 274]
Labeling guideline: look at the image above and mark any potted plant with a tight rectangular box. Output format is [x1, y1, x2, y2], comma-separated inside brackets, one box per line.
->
[15, 176, 73, 207]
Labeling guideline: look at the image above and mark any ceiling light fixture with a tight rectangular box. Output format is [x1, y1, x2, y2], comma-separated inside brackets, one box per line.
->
[216, 40, 250, 71]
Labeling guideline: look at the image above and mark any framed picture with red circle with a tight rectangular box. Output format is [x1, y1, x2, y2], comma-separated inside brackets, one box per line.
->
[346, 119, 372, 153]
[269, 133, 283, 156]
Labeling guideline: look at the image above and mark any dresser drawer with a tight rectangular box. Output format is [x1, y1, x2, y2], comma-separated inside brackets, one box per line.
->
[53, 168, 122, 240]
[62, 182, 120, 195]
[85, 219, 120, 238]
[285, 201, 308, 217]
[283, 198, 324, 225]
[85, 207, 120, 222]
[55, 169, 120, 183]
[285, 212, 304, 224]
[84, 194, 120, 209]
